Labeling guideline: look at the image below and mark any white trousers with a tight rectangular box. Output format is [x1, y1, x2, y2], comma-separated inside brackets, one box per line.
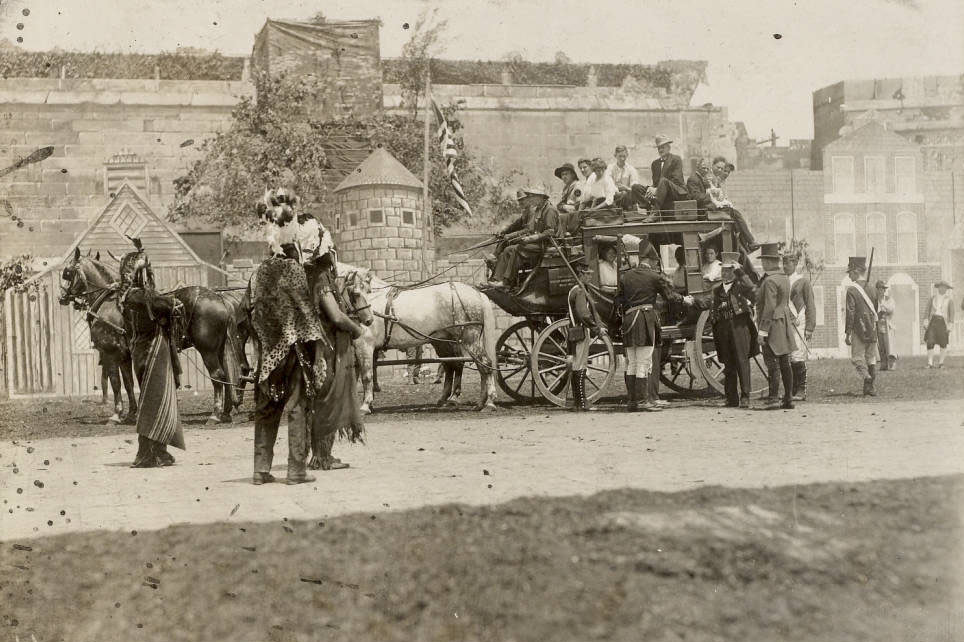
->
[790, 313, 808, 363]
[625, 346, 655, 378]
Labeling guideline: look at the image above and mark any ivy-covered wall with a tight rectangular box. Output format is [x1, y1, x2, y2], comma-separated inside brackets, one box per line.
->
[0, 50, 245, 80]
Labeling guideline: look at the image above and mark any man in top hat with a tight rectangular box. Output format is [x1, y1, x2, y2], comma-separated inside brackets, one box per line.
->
[756, 243, 796, 409]
[607, 145, 649, 211]
[619, 246, 694, 411]
[699, 251, 759, 408]
[489, 186, 560, 289]
[784, 250, 816, 400]
[875, 280, 897, 371]
[924, 281, 954, 369]
[644, 136, 689, 220]
[844, 256, 880, 395]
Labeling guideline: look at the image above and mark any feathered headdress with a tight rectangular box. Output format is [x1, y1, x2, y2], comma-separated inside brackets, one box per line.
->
[258, 188, 333, 264]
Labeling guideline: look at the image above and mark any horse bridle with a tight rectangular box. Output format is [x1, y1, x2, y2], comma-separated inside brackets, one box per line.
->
[60, 263, 112, 309]
[338, 271, 371, 320]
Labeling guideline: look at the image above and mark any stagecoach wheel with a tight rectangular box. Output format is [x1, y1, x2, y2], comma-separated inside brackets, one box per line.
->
[658, 338, 709, 396]
[529, 319, 616, 408]
[692, 309, 770, 397]
[495, 321, 542, 402]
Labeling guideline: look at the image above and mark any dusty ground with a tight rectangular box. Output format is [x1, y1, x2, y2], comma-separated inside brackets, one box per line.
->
[1, 477, 961, 642]
[0, 356, 960, 442]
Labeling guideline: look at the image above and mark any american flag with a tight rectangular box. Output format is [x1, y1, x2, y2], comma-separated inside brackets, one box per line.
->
[431, 98, 472, 216]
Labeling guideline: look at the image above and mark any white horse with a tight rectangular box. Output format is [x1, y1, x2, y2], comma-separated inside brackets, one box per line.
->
[337, 262, 499, 414]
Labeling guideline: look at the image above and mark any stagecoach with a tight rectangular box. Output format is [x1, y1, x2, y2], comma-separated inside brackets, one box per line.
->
[480, 203, 770, 408]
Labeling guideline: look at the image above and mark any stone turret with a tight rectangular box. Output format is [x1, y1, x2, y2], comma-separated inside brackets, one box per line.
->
[332, 146, 426, 281]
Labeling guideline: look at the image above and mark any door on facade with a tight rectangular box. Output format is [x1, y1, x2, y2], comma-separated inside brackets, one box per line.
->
[887, 273, 919, 358]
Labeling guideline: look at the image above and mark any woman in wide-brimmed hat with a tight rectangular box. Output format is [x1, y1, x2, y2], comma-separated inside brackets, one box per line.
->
[924, 281, 954, 368]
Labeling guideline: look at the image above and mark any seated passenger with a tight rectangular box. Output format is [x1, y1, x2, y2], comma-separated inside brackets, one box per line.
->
[489, 186, 560, 289]
[686, 158, 716, 214]
[709, 157, 759, 252]
[607, 145, 649, 211]
[580, 158, 618, 210]
[598, 242, 619, 291]
[643, 136, 688, 220]
[702, 247, 723, 283]
[555, 162, 582, 214]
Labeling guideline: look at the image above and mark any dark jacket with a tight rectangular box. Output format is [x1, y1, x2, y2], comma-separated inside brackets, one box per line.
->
[686, 172, 714, 209]
[788, 274, 817, 334]
[619, 264, 681, 347]
[755, 271, 796, 356]
[651, 154, 688, 196]
[845, 281, 879, 343]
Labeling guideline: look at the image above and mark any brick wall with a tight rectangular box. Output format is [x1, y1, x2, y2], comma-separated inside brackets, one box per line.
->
[0, 78, 250, 260]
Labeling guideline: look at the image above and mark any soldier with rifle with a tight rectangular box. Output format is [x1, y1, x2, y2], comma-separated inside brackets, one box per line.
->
[844, 251, 880, 396]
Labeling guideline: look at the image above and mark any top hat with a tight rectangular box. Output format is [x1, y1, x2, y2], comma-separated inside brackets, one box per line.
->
[935, 280, 953, 289]
[594, 234, 619, 248]
[554, 163, 577, 180]
[875, 280, 888, 290]
[517, 186, 549, 200]
[720, 251, 741, 266]
[759, 242, 783, 259]
[654, 135, 673, 148]
[847, 256, 867, 272]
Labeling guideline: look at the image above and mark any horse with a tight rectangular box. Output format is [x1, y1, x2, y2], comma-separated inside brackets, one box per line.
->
[60, 248, 242, 425]
[341, 262, 499, 415]
[59, 251, 137, 425]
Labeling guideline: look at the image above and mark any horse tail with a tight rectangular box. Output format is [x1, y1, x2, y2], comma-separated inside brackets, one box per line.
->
[222, 328, 242, 408]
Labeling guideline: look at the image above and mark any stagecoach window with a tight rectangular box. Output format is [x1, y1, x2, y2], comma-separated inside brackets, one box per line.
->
[369, 209, 384, 224]
[402, 210, 414, 225]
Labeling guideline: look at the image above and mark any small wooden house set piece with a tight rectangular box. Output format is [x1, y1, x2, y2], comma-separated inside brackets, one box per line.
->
[3, 182, 224, 398]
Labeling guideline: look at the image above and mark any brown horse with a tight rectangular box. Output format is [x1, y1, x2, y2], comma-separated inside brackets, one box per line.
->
[59, 251, 137, 424]
[60, 248, 241, 424]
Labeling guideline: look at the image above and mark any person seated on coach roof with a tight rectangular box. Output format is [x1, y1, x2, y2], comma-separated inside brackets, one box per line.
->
[488, 186, 560, 289]
[577, 158, 593, 183]
[606, 145, 648, 211]
[643, 135, 689, 219]
[686, 157, 716, 215]
[708, 157, 759, 252]
[555, 162, 582, 214]
[580, 158, 619, 211]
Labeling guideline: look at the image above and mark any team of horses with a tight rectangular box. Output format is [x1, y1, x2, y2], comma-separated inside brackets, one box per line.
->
[59, 249, 501, 425]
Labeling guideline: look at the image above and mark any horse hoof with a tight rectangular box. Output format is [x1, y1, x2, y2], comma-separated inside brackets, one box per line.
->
[359, 405, 372, 415]
[106, 415, 121, 425]
[307, 456, 322, 470]
[476, 402, 498, 412]
[205, 416, 220, 426]
[218, 414, 233, 424]
[372, 385, 382, 393]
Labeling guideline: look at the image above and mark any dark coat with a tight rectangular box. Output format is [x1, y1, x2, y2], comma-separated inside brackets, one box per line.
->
[686, 172, 714, 209]
[788, 274, 817, 334]
[755, 271, 796, 356]
[845, 282, 878, 343]
[710, 279, 760, 363]
[618, 265, 681, 347]
[651, 154, 688, 197]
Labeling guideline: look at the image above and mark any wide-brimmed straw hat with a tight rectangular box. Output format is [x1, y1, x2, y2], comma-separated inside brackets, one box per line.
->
[935, 280, 953, 289]
[517, 186, 549, 200]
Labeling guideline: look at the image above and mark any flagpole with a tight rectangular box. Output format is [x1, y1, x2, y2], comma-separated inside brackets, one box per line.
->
[420, 65, 432, 282]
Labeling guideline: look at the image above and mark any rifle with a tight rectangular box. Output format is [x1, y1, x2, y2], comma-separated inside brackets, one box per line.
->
[445, 229, 527, 256]
[865, 247, 875, 290]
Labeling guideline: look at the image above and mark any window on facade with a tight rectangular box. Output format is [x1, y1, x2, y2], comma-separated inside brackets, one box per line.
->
[895, 156, 916, 194]
[896, 212, 918, 264]
[864, 156, 885, 194]
[369, 209, 384, 224]
[834, 213, 855, 265]
[812, 286, 825, 326]
[832, 156, 854, 194]
[402, 210, 415, 225]
[335, 214, 342, 232]
[865, 213, 887, 263]
[349, 212, 358, 227]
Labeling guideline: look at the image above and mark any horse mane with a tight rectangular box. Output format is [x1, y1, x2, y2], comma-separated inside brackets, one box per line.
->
[336, 261, 388, 290]
[75, 256, 119, 287]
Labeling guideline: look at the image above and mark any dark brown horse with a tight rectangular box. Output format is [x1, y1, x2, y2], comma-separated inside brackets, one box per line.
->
[60, 248, 241, 424]
[59, 251, 137, 424]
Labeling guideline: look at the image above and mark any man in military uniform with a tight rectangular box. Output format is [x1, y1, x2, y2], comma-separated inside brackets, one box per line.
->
[756, 243, 796, 409]
[844, 256, 879, 395]
[702, 252, 759, 408]
[619, 250, 694, 411]
[784, 250, 816, 401]
[489, 186, 560, 289]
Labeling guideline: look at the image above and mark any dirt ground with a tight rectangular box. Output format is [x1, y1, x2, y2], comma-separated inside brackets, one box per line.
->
[1, 476, 961, 642]
[0, 356, 960, 442]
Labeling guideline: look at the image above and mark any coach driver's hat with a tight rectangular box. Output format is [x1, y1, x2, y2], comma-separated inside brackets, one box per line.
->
[517, 186, 549, 200]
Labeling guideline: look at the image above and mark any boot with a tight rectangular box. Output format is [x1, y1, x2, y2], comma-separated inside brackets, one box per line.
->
[638, 377, 661, 412]
[625, 375, 638, 412]
[791, 362, 807, 401]
[569, 370, 582, 412]
[577, 370, 594, 411]
[131, 436, 160, 468]
[698, 225, 726, 244]
[866, 364, 877, 396]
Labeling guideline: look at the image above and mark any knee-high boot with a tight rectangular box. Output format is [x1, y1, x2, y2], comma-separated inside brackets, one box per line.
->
[866, 364, 878, 396]
[638, 376, 661, 412]
[625, 375, 637, 412]
[791, 362, 807, 401]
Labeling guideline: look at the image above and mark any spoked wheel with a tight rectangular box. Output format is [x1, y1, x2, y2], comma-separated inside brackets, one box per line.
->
[495, 320, 542, 402]
[530, 319, 616, 408]
[692, 310, 770, 397]
[658, 338, 712, 396]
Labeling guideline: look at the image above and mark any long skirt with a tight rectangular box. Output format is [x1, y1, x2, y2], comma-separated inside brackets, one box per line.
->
[311, 329, 365, 454]
[135, 332, 185, 450]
